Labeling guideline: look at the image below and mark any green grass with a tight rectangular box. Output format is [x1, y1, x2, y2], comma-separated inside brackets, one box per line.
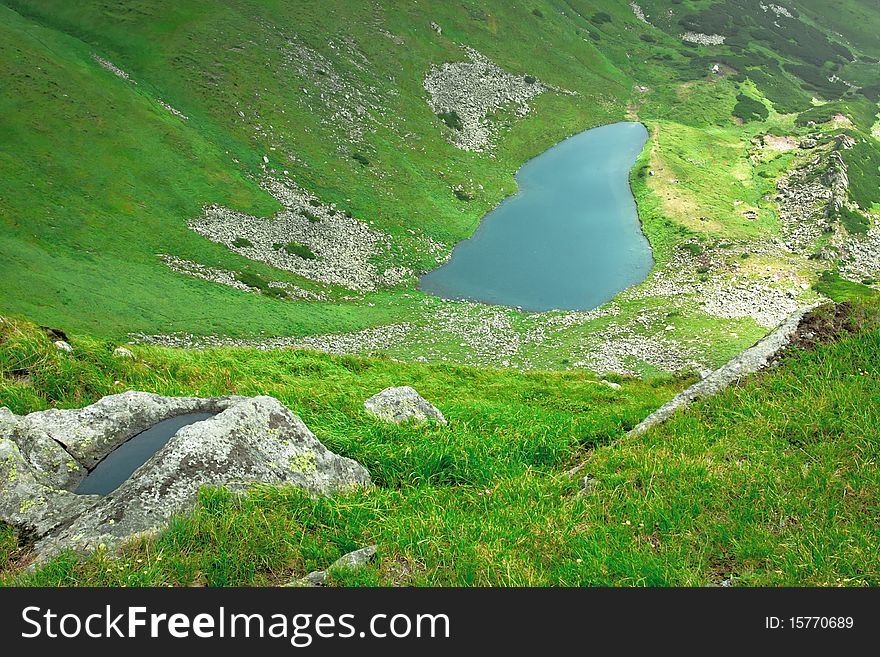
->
[0, 0, 877, 377]
[732, 92, 769, 123]
[0, 0, 635, 343]
[814, 271, 879, 303]
[2, 303, 879, 586]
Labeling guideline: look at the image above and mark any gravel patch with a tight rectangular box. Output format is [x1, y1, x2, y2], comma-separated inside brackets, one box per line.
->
[91, 54, 135, 82]
[189, 177, 410, 291]
[159, 254, 323, 300]
[424, 46, 562, 152]
[681, 32, 725, 46]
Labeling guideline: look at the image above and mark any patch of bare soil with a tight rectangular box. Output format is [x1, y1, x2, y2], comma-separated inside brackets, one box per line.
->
[773, 302, 872, 363]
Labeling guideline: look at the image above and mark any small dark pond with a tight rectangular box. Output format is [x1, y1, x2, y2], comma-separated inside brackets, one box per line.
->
[74, 412, 216, 495]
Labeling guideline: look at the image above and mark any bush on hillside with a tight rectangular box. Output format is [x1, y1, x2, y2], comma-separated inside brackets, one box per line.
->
[437, 111, 463, 131]
[282, 241, 316, 260]
[732, 93, 769, 122]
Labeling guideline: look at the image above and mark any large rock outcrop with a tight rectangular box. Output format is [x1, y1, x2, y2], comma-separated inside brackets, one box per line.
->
[0, 392, 370, 561]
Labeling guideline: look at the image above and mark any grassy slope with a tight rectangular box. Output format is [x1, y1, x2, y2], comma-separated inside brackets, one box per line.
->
[0, 0, 630, 337]
[1, 1, 878, 375]
[2, 302, 879, 586]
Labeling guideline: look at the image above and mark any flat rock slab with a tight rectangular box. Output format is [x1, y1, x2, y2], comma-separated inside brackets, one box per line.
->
[0, 392, 370, 561]
[364, 386, 446, 424]
[628, 305, 818, 437]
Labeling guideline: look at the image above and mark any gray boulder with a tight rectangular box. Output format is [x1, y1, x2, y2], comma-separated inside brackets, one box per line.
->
[17, 391, 241, 468]
[0, 437, 94, 539]
[364, 386, 446, 424]
[0, 392, 371, 561]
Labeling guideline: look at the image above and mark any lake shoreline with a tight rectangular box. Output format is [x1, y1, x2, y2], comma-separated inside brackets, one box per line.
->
[418, 121, 654, 312]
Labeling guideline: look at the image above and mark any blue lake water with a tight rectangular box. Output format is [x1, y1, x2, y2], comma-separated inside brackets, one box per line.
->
[419, 121, 653, 312]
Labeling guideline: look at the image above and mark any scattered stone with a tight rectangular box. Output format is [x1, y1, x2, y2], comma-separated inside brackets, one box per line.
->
[113, 347, 134, 359]
[54, 340, 72, 353]
[424, 46, 565, 152]
[91, 54, 135, 82]
[189, 178, 410, 291]
[331, 545, 377, 570]
[157, 100, 187, 120]
[364, 386, 446, 425]
[601, 380, 621, 390]
[577, 476, 595, 497]
[681, 32, 725, 46]
[159, 253, 323, 300]
[760, 2, 794, 18]
[630, 2, 651, 25]
[289, 545, 377, 587]
[430, 21, 442, 34]
[799, 138, 817, 149]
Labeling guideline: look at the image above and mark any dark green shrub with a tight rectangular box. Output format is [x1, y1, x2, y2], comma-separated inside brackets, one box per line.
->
[524, 75, 537, 84]
[437, 111, 463, 131]
[590, 12, 612, 25]
[282, 241, 316, 260]
[352, 152, 370, 167]
[843, 140, 880, 210]
[840, 207, 870, 235]
[231, 237, 253, 248]
[301, 210, 320, 223]
[732, 93, 769, 122]
[682, 242, 704, 256]
[532, 8, 543, 18]
[234, 270, 280, 297]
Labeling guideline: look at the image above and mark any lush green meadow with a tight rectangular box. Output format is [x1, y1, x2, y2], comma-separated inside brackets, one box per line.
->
[2, 302, 878, 586]
[1, 0, 877, 369]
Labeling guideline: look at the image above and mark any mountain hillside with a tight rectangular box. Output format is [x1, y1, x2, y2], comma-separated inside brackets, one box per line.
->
[1, 0, 878, 373]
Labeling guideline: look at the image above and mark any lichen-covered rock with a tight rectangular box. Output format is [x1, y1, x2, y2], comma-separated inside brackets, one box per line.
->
[0, 393, 370, 561]
[17, 391, 242, 468]
[0, 438, 92, 539]
[364, 386, 446, 424]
